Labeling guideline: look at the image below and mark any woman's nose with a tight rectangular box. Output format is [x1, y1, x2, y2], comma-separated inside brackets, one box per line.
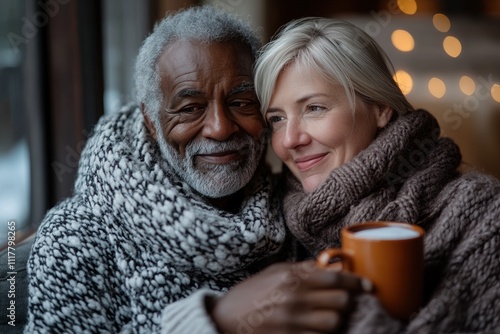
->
[282, 119, 310, 149]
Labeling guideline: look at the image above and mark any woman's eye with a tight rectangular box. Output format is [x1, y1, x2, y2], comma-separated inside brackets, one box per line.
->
[266, 115, 284, 124]
[308, 105, 326, 112]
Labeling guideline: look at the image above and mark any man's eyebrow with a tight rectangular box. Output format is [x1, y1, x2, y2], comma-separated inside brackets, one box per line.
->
[176, 88, 203, 98]
[229, 82, 255, 95]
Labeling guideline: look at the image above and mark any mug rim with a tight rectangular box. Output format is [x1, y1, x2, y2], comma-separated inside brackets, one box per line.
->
[344, 221, 424, 240]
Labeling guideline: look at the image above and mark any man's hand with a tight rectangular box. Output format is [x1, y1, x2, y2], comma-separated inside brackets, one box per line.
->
[210, 260, 372, 334]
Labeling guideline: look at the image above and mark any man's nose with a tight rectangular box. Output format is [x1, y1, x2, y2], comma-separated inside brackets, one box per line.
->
[201, 102, 239, 141]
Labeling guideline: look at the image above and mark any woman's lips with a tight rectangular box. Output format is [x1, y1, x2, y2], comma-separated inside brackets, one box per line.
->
[295, 153, 327, 172]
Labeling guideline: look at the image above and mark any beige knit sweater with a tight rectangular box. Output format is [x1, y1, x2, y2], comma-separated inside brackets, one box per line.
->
[283, 109, 500, 333]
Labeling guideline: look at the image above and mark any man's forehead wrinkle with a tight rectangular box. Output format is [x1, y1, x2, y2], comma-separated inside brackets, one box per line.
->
[170, 68, 198, 82]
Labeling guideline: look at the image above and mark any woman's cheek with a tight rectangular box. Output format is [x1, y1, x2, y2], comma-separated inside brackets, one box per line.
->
[271, 132, 289, 162]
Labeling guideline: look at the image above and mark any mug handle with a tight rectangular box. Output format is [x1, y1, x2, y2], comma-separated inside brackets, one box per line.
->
[316, 248, 352, 271]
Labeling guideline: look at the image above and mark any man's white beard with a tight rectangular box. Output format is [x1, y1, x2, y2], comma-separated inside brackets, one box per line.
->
[156, 131, 265, 198]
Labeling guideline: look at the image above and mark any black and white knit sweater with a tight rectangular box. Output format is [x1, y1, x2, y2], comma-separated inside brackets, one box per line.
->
[282, 109, 500, 333]
[25, 106, 287, 333]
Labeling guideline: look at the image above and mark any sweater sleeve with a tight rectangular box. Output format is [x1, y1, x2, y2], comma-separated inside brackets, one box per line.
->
[405, 174, 500, 333]
[24, 200, 128, 333]
[405, 211, 500, 333]
[161, 289, 223, 334]
[346, 174, 500, 333]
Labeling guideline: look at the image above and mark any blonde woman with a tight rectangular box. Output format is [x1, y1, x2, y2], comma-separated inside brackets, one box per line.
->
[251, 17, 500, 333]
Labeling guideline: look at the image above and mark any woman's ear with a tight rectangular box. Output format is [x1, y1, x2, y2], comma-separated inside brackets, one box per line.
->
[375, 105, 394, 128]
[141, 103, 157, 141]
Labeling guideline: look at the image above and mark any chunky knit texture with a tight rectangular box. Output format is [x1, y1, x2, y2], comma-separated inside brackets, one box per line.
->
[25, 106, 286, 333]
[283, 109, 500, 333]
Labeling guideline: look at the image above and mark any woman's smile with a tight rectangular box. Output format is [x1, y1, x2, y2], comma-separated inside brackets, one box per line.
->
[295, 153, 328, 172]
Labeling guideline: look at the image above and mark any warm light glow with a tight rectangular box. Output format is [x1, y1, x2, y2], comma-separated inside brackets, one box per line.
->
[433, 13, 451, 32]
[391, 30, 415, 52]
[393, 70, 413, 95]
[443, 36, 462, 57]
[428, 77, 446, 98]
[459, 76, 476, 96]
[397, 0, 417, 15]
[492, 84, 500, 102]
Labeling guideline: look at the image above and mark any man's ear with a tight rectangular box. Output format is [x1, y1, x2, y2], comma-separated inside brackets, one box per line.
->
[141, 103, 157, 141]
[374, 105, 394, 128]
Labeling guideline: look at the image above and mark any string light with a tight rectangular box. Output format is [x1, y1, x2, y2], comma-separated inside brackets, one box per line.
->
[432, 13, 451, 32]
[393, 70, 413, 95]
[428, 77, 446, 98]
[443, 36, 462, 58]
[492, 84, 500, 103]
[397, 0, 417, 15]
[459, 76, 476, 96]
[391, 29, 415, 52]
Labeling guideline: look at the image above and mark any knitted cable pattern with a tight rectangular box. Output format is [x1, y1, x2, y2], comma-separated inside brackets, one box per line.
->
[283, 109, 500, 333]
[25, 106, 286, 333]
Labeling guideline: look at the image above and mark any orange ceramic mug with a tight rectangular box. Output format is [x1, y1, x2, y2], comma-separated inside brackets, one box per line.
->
[317, 221, 424, 320]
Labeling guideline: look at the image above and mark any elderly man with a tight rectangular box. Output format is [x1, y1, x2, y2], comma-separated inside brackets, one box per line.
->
[24, 6, 287, 333]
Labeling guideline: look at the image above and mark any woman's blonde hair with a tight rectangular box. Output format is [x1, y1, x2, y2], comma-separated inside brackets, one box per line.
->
[254, 17, 414, 116]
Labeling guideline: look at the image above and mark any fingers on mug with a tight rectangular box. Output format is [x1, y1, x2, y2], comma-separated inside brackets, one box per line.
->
[317, 249, 352, 271]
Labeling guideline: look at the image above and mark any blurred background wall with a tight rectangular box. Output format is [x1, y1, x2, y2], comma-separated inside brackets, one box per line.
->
[1, 0, 499, 247]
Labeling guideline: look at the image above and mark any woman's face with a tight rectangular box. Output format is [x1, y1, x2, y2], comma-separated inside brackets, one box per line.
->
[266, 63, 393, 192]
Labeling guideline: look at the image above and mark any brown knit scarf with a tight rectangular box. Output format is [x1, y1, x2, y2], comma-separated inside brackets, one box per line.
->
[283, 109, 462, 254]
[282, 109, 500, 333]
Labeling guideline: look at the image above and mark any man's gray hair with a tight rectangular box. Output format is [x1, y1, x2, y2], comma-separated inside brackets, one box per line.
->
[134, 5, 262, 122]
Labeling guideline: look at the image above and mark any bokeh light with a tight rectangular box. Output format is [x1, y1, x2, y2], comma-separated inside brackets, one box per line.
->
[397, 0, 417, 15]
[492, 84, 500, 103]
[393, 70, 413, 95]
[443, 36, 462, 57]
[391, 29, 415, 52]
[433, 13, 451, 32]
[459, 76, 476, 96]
[428, 77, 446, 98]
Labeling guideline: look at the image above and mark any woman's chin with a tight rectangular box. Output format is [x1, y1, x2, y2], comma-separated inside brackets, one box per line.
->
[301, 176, 327, 193]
